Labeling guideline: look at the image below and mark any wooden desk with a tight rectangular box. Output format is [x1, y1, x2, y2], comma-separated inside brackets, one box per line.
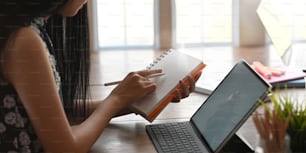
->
[88, 46, 305, 153]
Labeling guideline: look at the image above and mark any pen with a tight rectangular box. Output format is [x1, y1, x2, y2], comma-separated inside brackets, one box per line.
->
[103, 73, 165, 86]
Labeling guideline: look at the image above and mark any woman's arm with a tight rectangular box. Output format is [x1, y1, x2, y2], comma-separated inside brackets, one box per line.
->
[72, 72, 202, 123]
[68, 99, 133, 125]
[3, 27, 159, 153]
[86, 100, 133, 117]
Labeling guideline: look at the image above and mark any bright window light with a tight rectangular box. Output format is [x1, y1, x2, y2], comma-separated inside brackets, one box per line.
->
[97, 0, 154, 49]
[175, 0, 232, 46]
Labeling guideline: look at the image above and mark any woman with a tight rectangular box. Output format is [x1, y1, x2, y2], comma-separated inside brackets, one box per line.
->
[0, 0, 200, 152]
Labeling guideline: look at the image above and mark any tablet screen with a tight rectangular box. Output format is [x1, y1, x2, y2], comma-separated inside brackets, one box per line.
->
[191, 60, 270, 152]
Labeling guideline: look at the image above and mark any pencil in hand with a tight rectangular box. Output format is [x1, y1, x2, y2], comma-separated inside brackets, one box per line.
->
[103, 73, 165, 86]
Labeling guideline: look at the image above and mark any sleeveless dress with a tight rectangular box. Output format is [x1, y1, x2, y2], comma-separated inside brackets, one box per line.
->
[0, 18, 62, 153]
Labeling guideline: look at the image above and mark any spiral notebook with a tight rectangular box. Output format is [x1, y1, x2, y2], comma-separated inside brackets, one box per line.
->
[130, 49, 206, 122]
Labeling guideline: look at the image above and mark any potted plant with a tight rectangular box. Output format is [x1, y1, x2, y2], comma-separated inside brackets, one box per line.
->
[266, 90, 306, 152]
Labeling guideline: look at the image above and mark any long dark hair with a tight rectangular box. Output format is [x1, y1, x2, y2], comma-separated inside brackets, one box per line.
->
[47, 9, 90, 118]
[0, 0, 66, 50]
[0, 0, 90, 118]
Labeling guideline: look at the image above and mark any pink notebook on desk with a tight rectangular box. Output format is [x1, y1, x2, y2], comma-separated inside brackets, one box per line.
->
[262, 66, 306, 84]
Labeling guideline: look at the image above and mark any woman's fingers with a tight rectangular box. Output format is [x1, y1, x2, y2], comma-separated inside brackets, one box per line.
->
[137, 69, 163, 77]
[187, 75, 195, 92]
[172, 89, 182, 102]
[180, 80, 190, 98]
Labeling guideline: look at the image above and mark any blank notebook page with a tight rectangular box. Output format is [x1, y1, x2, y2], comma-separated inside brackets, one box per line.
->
[130, 49, 205, 121]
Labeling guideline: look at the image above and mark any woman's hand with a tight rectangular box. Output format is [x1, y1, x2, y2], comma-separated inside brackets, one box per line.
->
[107, 69, 163, 112]
[171, 71, 202, 102]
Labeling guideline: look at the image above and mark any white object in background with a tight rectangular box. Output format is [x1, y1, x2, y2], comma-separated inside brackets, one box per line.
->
[256, 0, 292, 57]
[195, 77, 221, 95]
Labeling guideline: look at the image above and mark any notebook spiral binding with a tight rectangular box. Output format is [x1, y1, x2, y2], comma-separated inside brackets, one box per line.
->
[146, 49, 173, 70]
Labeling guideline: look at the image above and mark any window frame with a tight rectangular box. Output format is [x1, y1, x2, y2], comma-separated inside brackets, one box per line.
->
[88, 0, 269, 51]
[89, 0, 156, 51]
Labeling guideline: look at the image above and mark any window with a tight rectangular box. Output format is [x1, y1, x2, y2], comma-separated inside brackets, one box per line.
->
[175, 0, 232, 47]
[90, 0, 306, 51]
[93, 0, 232, 50]
[96, 0, 154, 49]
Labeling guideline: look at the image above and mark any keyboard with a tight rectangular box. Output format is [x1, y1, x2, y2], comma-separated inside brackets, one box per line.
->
[146, 122, 206, 153]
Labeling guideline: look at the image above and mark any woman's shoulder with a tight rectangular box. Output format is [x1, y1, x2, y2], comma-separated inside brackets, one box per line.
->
[2, 26, 50, 81]
[4, 27, 47, 62]
[7, 27, 43, 50]
[4, 26, 47, 59]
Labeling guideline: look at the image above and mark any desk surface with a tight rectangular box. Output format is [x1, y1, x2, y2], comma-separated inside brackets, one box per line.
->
[88, 46, 305, 153]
